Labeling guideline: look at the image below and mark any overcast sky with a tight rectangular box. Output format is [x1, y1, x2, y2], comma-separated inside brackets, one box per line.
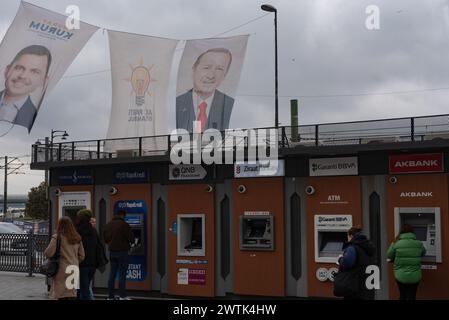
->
[1, 0, 449, 194]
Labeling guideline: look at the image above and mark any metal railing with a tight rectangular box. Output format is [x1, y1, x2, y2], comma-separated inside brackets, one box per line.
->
[0, 233, 49, 276]
[31, 114, 449, 164]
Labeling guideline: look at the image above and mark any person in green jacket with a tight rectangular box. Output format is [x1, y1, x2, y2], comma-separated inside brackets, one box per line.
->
[387, 224, 426, 300]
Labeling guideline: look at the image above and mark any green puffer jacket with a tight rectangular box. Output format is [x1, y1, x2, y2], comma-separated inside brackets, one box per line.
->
[387, 232, 426, 284]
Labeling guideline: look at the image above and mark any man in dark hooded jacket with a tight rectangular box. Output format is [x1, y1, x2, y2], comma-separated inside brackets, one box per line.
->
[337, 226, 376, 300]
[76, 209, 99, 300]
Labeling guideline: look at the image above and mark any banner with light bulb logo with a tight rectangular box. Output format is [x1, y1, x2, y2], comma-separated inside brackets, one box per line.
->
[105, 30, 178, 152]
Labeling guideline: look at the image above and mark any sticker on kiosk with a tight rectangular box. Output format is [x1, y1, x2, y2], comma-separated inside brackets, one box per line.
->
[177, 268, 206, 285]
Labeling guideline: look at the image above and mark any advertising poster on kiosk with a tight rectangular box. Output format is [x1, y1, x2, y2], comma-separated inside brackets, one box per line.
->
[0, 2, 98, 135]
[113, 200, 148, 282]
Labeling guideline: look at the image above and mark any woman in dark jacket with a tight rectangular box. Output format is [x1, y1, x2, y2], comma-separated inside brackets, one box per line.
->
[337, 226, 376, 300]
[387, 224, 426, 300]
[76, 209, 99, 300]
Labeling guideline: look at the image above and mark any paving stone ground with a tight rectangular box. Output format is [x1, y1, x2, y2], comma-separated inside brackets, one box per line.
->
[0, 271, 48, 300]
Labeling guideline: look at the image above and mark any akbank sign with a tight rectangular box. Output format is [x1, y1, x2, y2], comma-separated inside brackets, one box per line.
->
[309, 157, 358, 177]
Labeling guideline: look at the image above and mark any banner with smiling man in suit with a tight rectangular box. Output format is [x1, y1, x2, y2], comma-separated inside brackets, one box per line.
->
[176, 35, 249, 133]
[0, 2, 98, 136]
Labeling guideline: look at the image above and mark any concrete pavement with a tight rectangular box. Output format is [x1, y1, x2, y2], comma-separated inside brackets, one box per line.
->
[0, 271, 48, 300]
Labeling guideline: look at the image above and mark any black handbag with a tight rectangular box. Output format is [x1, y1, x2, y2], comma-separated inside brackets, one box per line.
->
[40, 235, 61, 278]
[333, 268, 361, 297]
[95, 231, 109, 273]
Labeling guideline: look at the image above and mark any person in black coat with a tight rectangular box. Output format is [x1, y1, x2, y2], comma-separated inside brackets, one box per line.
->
[337, 226, 376, 300]
[76, 209, 99, 300]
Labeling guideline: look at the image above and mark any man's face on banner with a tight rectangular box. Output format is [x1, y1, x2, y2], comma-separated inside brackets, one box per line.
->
[193, 51, 231, 98]
[4, 53, 48, 100]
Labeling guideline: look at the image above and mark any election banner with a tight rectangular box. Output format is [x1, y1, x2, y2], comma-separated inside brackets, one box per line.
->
[105, 30, 178, 152]
[0, 2, 98, 135]
[176, 35, 249, 133]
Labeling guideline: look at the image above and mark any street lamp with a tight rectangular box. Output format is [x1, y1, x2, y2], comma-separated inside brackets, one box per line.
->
[261, 4, 279, 128]
[50, 130, 69, 161]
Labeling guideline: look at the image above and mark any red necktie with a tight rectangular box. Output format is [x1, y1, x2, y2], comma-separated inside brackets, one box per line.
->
[197, 101, 207, 132]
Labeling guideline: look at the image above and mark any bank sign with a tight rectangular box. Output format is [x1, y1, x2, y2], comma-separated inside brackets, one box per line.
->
[309, 157, 358, 177]
[234, 160, 285, 178]
[314, 215, 353, 229]
[58, 169, 93, 185]
[169, 165, 207, 180]
[389, 153, 444, 174]
[113, 168, 149, 184]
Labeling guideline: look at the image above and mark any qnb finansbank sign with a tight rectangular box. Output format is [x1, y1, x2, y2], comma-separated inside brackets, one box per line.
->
[170, 128, 279, 165]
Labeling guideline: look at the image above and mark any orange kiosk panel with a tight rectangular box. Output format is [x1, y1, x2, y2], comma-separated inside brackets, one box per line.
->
[306, 176, 362, 298]
[167, 184, 215, 297]
[232, 177, 285, 297]
[386, 174, 449, 299]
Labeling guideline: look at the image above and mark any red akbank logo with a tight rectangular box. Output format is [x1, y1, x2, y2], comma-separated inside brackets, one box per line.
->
[389, 153, 444, 174]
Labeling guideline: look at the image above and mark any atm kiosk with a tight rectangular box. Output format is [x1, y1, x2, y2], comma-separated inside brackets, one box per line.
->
[394, 207, 442, 262]
[239, 214, 274, 251]
[58, 191, 91, 222]
[177, 214, 205, 256]
[314, 215, 352, 263]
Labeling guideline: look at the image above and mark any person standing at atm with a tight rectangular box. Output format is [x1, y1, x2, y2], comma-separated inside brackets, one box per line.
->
[103, 210, 134, 300]
[387, 224, 426, 300]
[336, 226, 376, 300]
[75, 209, 99, 300]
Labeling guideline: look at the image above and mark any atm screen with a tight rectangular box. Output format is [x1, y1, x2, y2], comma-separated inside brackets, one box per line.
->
[413, 226, 427, 241]
[189, 218, 202, 249]
[322, 241, 344, 252]
[248, 220, 267, 238]
[320, 232, 346, 254]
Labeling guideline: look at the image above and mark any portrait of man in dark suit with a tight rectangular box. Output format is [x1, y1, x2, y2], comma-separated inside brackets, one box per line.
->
[176, 48, 234, 132]
[0, 45, 52, 132]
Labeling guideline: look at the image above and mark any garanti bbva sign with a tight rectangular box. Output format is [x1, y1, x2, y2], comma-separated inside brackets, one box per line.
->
[309, 157, 358, 177]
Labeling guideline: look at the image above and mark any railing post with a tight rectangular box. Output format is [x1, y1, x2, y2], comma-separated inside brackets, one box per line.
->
[139, 137, 143, 157]
[281, 127, 286, 148]
[27, 229, 35, 277]
[97, 140, 101, 159]
[411, 117, 415, 142]
[33, 145, 38, 163]
[315, 125, 319, 146]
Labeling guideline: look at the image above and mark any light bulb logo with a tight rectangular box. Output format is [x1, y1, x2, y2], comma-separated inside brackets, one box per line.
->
[126, 57, 156, 107]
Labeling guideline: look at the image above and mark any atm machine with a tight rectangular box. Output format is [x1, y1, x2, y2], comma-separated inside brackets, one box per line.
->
[177, 214, 205, 256]
[125, 213, 145, 256]
[314, 215, 352, 263]
[239, 214, 274, 251]
[394, 207, 442, 262]
[113, 200, 148, 282]
[58, 191, 91, 222]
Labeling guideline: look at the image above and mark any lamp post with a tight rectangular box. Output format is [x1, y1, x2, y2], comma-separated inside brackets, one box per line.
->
[50, 129, 69, 161]
[261, 4, 279, 128]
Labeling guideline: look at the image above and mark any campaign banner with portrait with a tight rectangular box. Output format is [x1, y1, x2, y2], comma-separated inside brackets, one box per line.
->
[105, 30, 178, 153]
[176, 35, 249, 133]
[0, 2, 98, 135]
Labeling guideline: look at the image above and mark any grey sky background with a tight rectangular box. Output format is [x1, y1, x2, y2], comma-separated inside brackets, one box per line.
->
[1, 0, 449, 194]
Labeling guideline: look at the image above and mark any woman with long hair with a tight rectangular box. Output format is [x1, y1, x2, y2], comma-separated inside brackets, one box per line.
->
[387, 224, 426, 300]
[44, 216, 85, 300]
